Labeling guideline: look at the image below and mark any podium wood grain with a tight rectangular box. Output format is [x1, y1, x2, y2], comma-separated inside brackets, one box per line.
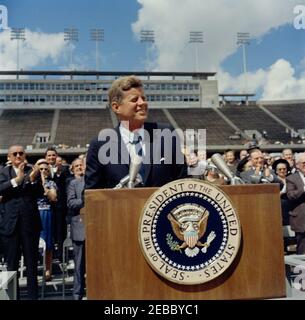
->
[85, 184, 286, 300]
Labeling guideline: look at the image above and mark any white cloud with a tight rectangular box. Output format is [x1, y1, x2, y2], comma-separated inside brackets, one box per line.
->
[262, 59, 305, 100]
[0, 29, 66, 73]
[132, 0, 304, 100]
[218, 68, 267, 94]
[132, 0, 300, 72]
[217, 59, 305, 100]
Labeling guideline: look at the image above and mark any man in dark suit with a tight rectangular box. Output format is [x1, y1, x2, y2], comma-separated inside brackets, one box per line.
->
[85, 75, 187, 189]
[286, 152, 305, 254]
[67, 158, 86, 300]
[0, 145, 43, 299]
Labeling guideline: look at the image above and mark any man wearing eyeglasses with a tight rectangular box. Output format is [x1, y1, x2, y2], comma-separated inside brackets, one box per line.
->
[287, 152, 305, 254]
[0, 145, 44, 299]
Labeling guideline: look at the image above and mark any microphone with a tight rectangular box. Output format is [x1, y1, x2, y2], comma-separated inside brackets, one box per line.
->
[113, 155, 143, 189]
[127, 154, 142, 188]
[211, 153, 244, 185]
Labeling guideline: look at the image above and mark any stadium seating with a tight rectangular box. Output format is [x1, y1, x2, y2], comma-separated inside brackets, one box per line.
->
[0, 103, 304, 151]
[264, 103, 305, 130]
[54, 109, 113, 148]
[168, 108, 240, 145]
[0, 110, 54, 149]
[221, 105, 291, 144]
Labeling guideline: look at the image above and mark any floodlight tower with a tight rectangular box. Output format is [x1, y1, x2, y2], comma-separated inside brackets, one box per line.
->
[237, 32, 250, 94]
[189, 31, 203, 72]
[10, 28, 26, 71]
[64, 28, 79, 69]
[140, 30, 154, 71]
[90, 28, 104, 71]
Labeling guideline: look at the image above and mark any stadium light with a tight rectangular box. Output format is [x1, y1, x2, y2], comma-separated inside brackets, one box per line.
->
[64, 28, 79, 69]
[189, 31, 203, 72]
[10, 28, 26, 71]
[140, 30, 154, 71]
[237, 32, 250, 96]
[90, 28, 104, 71]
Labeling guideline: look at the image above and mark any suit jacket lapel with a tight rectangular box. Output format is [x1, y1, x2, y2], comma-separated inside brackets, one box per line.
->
[114, 125, 130, 168]
[296, 172, 305, 187]
[142, 122, 158, 185]
[9, 166, 17, 179]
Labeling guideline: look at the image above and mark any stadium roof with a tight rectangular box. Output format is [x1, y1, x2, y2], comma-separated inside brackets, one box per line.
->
[219, 93, 256, 97]
[0, 70, 216, 79]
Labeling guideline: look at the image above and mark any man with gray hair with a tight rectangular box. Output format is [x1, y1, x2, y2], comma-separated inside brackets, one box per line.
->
[240, 149, 276, 184]
[282, 148, 295, 172]
[286, 152, 305, 254]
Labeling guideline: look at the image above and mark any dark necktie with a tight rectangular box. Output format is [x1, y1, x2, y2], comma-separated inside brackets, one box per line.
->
[130, 133, 143, 157]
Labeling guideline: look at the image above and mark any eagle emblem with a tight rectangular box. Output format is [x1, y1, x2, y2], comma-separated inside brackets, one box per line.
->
[167, 203, 216, 257]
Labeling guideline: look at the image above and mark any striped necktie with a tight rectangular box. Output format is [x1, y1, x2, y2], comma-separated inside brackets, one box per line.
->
[130, 133, 143, 157]
[130, 133, 145, 183]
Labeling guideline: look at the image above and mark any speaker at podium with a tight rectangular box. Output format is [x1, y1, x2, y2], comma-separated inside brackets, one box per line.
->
[84, 179, 285, 300]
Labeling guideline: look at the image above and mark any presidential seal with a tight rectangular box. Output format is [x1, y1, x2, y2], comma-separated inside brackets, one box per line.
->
[138, 179, 241, 285]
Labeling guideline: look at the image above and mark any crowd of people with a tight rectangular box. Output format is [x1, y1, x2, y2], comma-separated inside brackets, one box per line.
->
[1, 75, 305, 300]
[0, 146, 86, 300]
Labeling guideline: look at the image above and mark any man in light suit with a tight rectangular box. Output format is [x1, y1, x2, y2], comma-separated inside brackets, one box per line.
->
[67, 158, 85, 300]
[240, 149, 277, 184]
[286, 152, 305, 254]
[85, 75, 187, 189]
[0, 145, 43, 299]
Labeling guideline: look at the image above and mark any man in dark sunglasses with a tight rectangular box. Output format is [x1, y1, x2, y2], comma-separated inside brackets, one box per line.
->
[0, 145, 44, 300]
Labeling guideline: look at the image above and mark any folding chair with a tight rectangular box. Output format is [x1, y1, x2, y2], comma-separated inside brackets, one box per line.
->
[38, 238, 46, 299]
[284, 254, 305, 297]
[62, 224, 73, 299]
[283, 225, 297, 254]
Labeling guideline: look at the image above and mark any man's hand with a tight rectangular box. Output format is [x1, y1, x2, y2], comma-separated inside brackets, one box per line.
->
[15, 162, 25, 185]
[263, 164, 271, 177]
[29, 164, 40, 182]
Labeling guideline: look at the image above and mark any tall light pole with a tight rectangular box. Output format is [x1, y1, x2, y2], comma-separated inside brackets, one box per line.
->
[64, 28, 79, 69]
[189, 31, 203, 72]
[10, 28, 26, 71]
[90, 28, 104, 71]
[237, 32, 250, 94]
[140, 30, 154, 71]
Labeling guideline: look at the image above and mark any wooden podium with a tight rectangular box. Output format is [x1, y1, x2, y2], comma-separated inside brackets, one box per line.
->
[84, 184, 286, 300]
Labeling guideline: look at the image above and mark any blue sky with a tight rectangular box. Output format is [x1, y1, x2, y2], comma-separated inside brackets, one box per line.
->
[1, 0, 145, 70]
[0, 0, 304, 100]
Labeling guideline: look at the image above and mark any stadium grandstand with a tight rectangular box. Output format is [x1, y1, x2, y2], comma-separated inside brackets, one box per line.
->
[0, 70, 305, 163]
[1, 70, 305, 300]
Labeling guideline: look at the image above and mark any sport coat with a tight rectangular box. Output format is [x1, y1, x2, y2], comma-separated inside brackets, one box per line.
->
[67, 176, 85, 242]
[0, 165, 43, 236]
[85, 122, 187, 189]
[240, 168, 278, 184]
[286, 172, 305, 232]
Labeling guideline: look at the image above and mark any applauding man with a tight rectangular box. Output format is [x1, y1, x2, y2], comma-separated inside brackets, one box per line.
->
[0, 145, 44, 299]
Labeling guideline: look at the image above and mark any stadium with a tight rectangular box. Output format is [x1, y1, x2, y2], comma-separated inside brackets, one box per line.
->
[1, 69, 304, 300]
[1, 0, 305, 303]
[0, 70, 305, 164]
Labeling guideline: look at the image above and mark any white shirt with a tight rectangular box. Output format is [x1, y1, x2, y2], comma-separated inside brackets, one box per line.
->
[10, 167, 20, 188]
[119, 123, 146, 158]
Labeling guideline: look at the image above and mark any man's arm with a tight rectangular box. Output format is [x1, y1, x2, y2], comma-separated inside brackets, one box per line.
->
[85, 138, 103, 189]
[287, 175, 305, 201]
[67, 180, 84, 212]
[0, 170, 15, 196]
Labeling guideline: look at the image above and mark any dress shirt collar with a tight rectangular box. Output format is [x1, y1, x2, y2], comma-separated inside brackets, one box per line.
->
[119, 123, 144, 145]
